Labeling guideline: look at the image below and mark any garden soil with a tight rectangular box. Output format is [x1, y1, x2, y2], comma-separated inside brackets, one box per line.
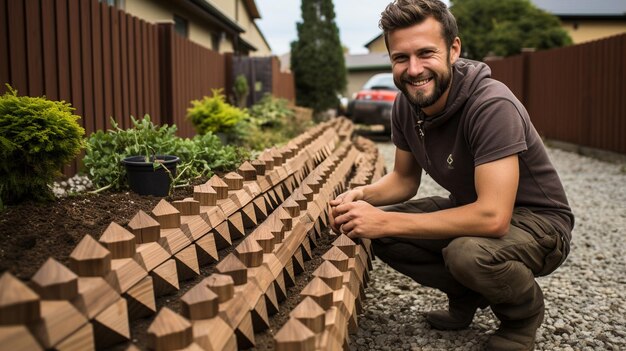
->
[0, 183, 336, 350]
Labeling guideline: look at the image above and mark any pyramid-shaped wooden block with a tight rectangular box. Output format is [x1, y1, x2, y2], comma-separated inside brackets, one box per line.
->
[181, 284, 219, 320]
[235, 236, 264, 268]
[300, 277, 334, 310]
[99, 222, 136, 259]
[31, 257, 78, 300]
[322, 246, 349, 272]
[152, 199, 180, 229]
[124, 276, 156, 320]
[332, 234, 357, 258]
[223, 172, 243, 191]
[203, 274, 234, 303]
[207, 175, 229, 200]
[289, 297, 326, 333]
[193, 184, 217, 206]
[0, 272, 40, 325]
[151, 259, 180, 296]
[128, 210, 160, 244]
[172, 198, 200, 216]
[312, 260, 344, 290]
[93, 298, 130, 349]
[147, 307, 193, 351]
[0, 325, 44, 351]
[69, 235, 112, 277]
[237, 161, 257, 181]
[216, 254, 247, 286]
[251, 159, 266, 176]
[274, 318, 315, 351]
[31, 300, 88, 349]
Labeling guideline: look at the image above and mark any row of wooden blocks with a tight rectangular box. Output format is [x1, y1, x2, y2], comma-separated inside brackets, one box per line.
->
[0, 118, 359, 351]
[144, 134, 369, 350]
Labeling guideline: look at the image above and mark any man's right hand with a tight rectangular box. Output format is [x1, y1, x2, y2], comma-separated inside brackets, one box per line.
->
[329, 187, 365, 234]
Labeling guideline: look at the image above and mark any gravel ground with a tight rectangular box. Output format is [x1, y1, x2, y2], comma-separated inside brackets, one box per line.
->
[351, 141, 626, 351]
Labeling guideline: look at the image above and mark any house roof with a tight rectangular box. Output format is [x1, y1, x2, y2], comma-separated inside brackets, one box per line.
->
[243, 0, 261, 19]
[345, 53, 391, 71]
[364, 33, 384, 49]
[531, 0, 626, 18]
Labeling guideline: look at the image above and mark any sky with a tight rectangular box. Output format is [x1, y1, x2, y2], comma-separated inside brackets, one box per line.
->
[255, 1, 450, 56]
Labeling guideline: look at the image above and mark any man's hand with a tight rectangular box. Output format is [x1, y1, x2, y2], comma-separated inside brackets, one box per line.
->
[331, 200, 388, 239]
[329, 188, 365, 233]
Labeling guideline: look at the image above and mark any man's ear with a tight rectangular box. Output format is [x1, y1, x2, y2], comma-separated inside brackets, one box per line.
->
[450, 37, 461, 63]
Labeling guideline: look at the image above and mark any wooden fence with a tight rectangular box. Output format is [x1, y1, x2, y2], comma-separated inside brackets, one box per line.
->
[0, 0, 295, 174]
[486, 34, 626, 155]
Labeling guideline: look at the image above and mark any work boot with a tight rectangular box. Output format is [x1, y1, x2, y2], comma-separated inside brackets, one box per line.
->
[426, 292, 489, 330]
[487, 282, 545, 351]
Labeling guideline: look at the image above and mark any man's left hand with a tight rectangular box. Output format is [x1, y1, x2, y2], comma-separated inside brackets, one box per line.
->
[332, 200, 388, 239]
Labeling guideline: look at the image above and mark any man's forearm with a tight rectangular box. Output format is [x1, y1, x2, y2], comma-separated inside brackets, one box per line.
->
[360, 171, 419, 207]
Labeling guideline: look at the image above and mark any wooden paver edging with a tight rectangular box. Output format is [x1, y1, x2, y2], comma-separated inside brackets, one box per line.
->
[0, 117, 386, 350]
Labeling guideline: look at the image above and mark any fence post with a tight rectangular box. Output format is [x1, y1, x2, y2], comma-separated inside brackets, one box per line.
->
[157, 22, 174, 126]
[521, 48, 535, 110]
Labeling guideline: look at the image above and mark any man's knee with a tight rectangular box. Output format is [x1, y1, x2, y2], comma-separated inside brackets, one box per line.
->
[443, 237, 491, 281]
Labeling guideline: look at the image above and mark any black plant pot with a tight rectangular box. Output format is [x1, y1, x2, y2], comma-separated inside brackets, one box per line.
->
[121, 155, 179, 197]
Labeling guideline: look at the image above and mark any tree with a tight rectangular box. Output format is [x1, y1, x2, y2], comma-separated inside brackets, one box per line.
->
[291, 0, 347, 115]
[451, 0, 572, 60]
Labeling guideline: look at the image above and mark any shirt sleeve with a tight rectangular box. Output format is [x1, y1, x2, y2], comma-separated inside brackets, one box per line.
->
[466, 98, 528, 166]
[391, 95, 411, 151]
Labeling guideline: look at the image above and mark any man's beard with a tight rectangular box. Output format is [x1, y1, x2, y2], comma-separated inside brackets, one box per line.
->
[395, 63, 452, 108]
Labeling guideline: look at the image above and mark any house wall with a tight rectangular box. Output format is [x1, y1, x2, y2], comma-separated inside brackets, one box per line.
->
[366, 37, 388, 53]
[561, 20, 626, 44]
[208, 0, 271, 55]
[123, 0, 235, 53]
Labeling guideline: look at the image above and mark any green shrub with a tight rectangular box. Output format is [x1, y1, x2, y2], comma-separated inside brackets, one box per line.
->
[0, 85, 85, 204]
[248, 94, 295, 128]
[233, 74, 249, 108]
[187, 89, 249, 136]
[84, 116, 248, 191]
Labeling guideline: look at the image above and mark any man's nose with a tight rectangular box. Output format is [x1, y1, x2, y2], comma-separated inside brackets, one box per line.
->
[407, 56, 424, 77]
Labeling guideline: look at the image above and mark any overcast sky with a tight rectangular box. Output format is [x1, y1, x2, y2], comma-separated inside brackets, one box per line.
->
[255, 0, 450, 56]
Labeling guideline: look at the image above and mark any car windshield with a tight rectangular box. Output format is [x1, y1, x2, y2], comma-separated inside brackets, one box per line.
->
[363, 74, 397, 90]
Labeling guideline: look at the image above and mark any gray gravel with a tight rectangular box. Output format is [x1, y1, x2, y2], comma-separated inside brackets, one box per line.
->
[351, 141, 626, 351]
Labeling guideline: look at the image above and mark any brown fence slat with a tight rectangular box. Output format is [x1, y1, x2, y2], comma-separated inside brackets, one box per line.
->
[67, 0, 83, 176]
[101, 2, 113, 130]
[119, 9, 129, 128]
[0, 0, 9, 94]
[111, 6, 123, 127]
[127, 15, 137, 120]
[25, 0, 43, 97]
[8, 0, 27, 94]
[55, 0, 71, 103]
[91, 0, 104, 131]
[41, 0, 59, 101]
[79, 0, 94, 137]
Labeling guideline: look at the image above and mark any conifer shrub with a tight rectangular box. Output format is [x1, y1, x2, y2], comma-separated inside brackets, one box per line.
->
[0, 85, 85, 205]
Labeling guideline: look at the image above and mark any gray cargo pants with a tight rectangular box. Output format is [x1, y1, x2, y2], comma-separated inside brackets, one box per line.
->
[371, 196, 567, 315]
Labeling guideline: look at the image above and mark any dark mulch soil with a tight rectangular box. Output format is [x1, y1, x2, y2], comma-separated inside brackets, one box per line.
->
[0, 184, 335, 350]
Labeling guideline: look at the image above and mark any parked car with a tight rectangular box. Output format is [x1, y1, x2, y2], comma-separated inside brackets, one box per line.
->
[349, 73, 399, 133]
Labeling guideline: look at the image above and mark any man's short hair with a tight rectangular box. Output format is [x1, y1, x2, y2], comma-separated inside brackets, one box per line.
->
[380, 0, 458, 49]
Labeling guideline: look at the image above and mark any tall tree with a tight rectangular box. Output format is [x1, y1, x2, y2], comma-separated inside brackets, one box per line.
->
[291, 0, 347, 115]
[451, 0, 572, 60]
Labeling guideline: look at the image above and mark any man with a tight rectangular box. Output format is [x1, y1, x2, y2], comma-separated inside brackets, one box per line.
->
[330, 0, 574, 350]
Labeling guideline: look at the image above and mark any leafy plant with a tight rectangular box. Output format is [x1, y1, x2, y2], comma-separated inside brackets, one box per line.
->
[83, 115, 248, 191]
[248, 94, 295, 128]
[0, 85, 85, 205]
[187, 89, 249, 135]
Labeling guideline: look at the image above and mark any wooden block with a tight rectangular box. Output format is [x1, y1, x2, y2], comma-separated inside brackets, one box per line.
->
[270, 147, 283, 166]
[301, 238, 313, 260]
[235, 236, 264, 268]
[193, 184, 217, 206]
[227, 212, 245, 240]
[233, 310, 255, 349]
[207, 175, 229, 200]
[212, 221, 232, 249]
[152, 199, 181, 229]
[134, 242, 171, 272]
[323, 306, 347, 350]
[332, 234, 356, 258]
[195, 234, 219, 265]
[321, 246, 349, 272]
[180, 214, 211, 243]
[192, 317, 236, 351]
[151, 259, 179, 296]
[240, 202, 258, 228]
[312, 261, 344, 291]
[235, 283, 269, 333]
[69, 235, 111, 277]
[31, 300, 87, 349]
[258, 151, 274, 171]
[300, 183, 314, 202]
[128, 210, 161, 244]
[216, 254, 247, 286]
[203, 274, 234, 303]
[266, 188, 278, 208]
[147, 307, 193, 351]
[174, 245, 200, 281]
[93, 298, 130, 349]
[99, 222, 136, 259]
[292, 248, 305, 274]
[106, 258, 148, 294]
[290, 297, 326, 333]
[333, 287, 358, 333]
[252, 196, 268, 221]
[262, 254, 287, 302]
[180, 284, 219, 320]
[31, 257, 78, 300]
[249, 267, 279, 315]
[223, 172, 244, 191]
[274, 318, 315, 351]
[0, 325, 43, 351]
[300, 277, 334, 310]
[250, 159, 266, 176]
[159, 228, 192, 255]
[71, 277, 119, 319]
[237, 161, 257, 181]
[282, 198, 300, 217]
[54, 323, 94, 351]
[283, 259, 296, 287]
[124, 275, 156, 320]
[172, 198, 200, 216]
[199, 205, 226, 227]
[250, 225, 275, 253]
[278, 207, 293, 231]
